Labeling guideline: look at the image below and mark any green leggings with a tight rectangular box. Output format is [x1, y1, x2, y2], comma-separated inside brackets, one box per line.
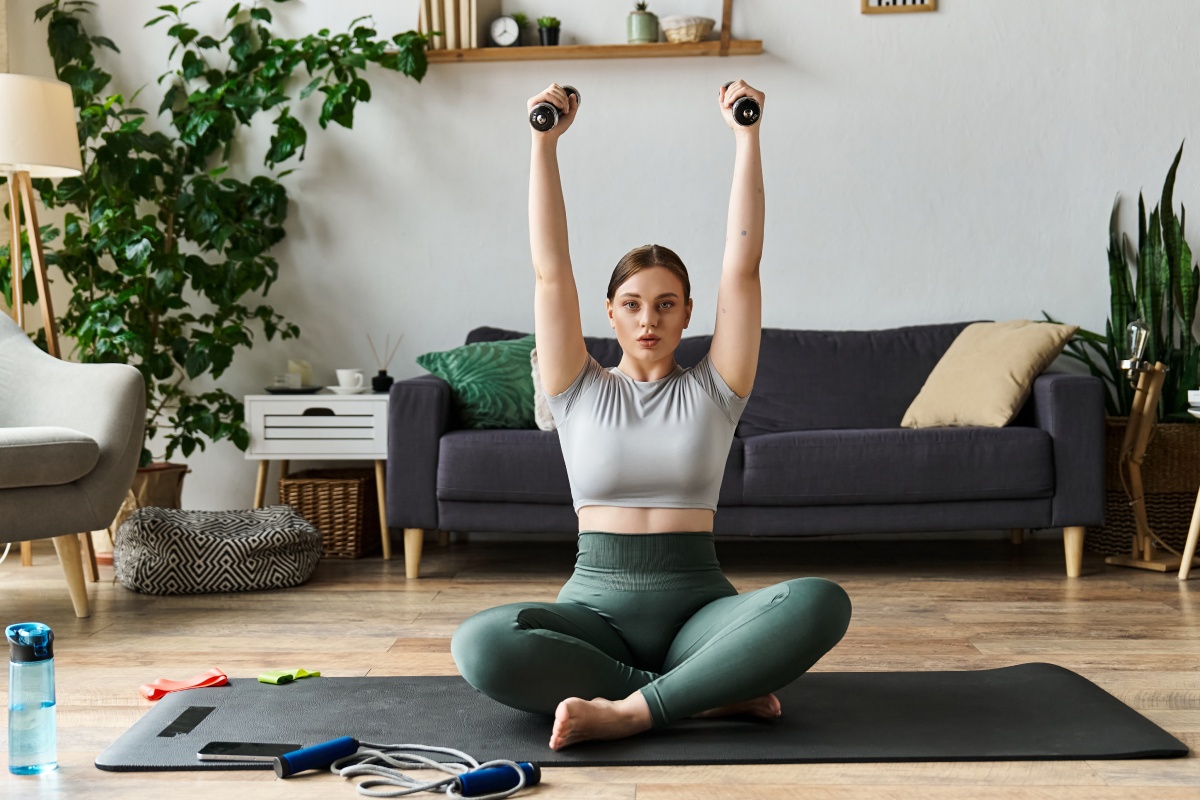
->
[451, 531, 852, 727]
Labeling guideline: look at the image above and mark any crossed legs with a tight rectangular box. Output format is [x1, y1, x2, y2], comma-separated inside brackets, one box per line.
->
[452, 576, 851, 749]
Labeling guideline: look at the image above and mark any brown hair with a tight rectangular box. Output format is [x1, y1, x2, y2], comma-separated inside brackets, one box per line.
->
[606, 244, 691, 302]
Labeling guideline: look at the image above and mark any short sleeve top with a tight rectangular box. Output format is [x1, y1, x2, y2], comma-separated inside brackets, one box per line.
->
[544, 352, 750, 512]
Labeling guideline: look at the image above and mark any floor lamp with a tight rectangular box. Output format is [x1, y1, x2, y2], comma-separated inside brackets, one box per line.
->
[0, 74, 84, 567]
[0, 73, 82, 358]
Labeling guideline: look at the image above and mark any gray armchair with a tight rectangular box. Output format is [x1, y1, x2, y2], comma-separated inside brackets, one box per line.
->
[0, 312, 145, 617]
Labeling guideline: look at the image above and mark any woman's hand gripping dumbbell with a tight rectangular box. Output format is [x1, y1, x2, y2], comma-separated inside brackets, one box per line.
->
[528, 84, 581, 134]
[721, 80, 764, 128]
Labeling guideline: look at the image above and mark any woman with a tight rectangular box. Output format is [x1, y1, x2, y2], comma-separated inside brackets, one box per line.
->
[451, 81, 851, 751]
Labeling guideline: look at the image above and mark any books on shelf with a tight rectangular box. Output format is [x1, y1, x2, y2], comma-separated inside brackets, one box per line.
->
[418, 1, 502, 50]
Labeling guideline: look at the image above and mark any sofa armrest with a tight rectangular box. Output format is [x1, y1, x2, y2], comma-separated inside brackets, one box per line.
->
[386, 375, 452, 530]
[1027, 372, 1105, 527]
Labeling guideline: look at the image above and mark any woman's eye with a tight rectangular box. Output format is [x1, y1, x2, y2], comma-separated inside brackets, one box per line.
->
[624, 302, 638, 310]
[660, 302, 674, 309]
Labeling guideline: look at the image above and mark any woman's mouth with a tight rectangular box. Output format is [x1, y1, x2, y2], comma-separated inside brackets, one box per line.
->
[638, 336, 660, 348]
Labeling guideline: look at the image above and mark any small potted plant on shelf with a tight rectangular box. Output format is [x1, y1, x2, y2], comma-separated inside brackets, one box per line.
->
[628, 1, 659, 44]
[537, 16, 561, 46]
[511, 12, 531, 46]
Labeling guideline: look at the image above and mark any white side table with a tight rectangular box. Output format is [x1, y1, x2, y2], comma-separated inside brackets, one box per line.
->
[244, 392, 393, 562]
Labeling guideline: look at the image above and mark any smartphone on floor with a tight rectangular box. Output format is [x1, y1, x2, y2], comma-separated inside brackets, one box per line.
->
[197, 740, 301, 762]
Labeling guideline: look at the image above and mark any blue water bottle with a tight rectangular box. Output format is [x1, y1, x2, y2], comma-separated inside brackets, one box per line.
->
[7, 622, 57, 775]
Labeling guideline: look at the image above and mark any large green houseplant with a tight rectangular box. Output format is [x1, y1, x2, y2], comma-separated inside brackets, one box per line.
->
[1048, 142, 1200, 421]
[0, 0, 428, 474]
[1046, 141, 1200, 555]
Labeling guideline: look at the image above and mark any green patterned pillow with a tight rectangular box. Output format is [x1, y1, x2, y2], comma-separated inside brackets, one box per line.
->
[416, 335, 537, 429]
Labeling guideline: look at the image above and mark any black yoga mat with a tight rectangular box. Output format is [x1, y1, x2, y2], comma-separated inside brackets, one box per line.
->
[95, 663, 1187, 771]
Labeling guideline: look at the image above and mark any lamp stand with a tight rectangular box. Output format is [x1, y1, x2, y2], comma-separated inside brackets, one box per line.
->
[7, 169, 61, 359]
[1105, 362, 1200, 572]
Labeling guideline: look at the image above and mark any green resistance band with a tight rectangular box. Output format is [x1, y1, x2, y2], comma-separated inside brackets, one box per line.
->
[258, 668, 321, 685]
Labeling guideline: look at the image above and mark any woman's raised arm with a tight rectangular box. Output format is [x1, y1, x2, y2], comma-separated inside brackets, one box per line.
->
[708, 80, 766, 399]
[529, 83, 588, 396]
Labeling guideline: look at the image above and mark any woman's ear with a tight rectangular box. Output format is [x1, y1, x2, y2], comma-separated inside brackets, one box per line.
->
[606, 300, 615, 328]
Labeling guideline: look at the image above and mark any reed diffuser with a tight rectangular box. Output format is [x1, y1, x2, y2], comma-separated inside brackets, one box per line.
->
[367, 333, 403, 393]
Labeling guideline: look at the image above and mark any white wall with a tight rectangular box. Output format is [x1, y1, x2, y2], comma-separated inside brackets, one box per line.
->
[7, 1, 1200, 511]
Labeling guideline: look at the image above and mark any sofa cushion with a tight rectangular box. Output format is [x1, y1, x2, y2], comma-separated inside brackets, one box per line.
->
[901, 320, 1078, 428]
[439, 429, 571, 505]
[736, 323, 978, 436]
[417, 335, 538, 429]
[437, 429, 744, 507]
[742, 427, 1054, 506]
[0, 426, 100, 489]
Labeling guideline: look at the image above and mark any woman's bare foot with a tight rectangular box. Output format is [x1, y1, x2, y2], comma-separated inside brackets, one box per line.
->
[549, 693, 654, 750]
[693, 693, 782, 720]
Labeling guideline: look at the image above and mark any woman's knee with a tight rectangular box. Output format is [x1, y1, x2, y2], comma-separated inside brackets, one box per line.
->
[451, 603, 525, 692]
[782, 577, 852, 646]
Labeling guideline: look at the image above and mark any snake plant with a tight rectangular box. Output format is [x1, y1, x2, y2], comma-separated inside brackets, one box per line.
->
[1046, 141, 1200, 421]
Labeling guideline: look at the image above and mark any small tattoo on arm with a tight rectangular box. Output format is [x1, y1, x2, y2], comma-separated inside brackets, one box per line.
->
[741, 230, 747, 236]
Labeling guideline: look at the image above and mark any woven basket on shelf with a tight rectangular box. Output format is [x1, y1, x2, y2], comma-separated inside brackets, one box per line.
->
[661, 15, 715, 43]
[1085, 418, 1200, 556]
[279, 468, 381, 559]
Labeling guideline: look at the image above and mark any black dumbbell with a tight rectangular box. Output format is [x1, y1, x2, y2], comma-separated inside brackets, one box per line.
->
[723, 81, 760, 127]
[529, 85, 580, 132]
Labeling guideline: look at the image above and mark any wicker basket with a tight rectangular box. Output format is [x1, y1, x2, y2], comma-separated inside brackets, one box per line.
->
[661, 15, 715, 43]
[1085, 418, 1200, 555]
[279, 468, 381, 558]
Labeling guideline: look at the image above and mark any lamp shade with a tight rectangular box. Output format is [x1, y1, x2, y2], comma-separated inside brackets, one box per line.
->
[0, 74, 82, 178]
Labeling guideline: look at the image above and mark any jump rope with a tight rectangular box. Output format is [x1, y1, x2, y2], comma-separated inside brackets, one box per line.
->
[274, 736, 539, 798]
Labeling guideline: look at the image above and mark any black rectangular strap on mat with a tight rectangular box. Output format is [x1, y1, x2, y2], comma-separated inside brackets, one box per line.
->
[95, 663, 1188, 771]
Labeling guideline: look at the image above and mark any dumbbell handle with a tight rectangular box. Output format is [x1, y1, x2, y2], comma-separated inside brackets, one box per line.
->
[530, 85, 580, 132]
[722, 81, 761, 127]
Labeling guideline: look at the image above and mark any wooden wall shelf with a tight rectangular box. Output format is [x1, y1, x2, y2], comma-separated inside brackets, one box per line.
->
[426, 40, 763, 64]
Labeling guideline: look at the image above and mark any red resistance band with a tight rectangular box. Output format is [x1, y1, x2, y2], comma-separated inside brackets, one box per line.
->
[139, 667, 229, 701]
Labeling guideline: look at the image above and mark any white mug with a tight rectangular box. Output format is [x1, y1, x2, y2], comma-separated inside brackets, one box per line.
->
[336, 369, 364, 389]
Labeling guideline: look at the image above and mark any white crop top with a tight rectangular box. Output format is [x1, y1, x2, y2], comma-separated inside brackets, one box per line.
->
[544, 352, 751, 513]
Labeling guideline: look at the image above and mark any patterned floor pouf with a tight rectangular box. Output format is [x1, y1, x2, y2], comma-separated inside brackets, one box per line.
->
[113, 506, 323, 595]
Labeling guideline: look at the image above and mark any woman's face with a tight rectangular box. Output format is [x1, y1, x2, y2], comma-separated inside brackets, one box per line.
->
[606, 266, 693, 361]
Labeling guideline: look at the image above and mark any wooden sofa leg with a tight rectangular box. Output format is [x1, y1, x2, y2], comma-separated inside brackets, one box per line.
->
[52, 534, 91, 618]
[437, 530, 451, 547]
[20, 540, 32, 566]
[1010, 528, 1026, 545]
[1063, 526, 1084, 578]
[403, 528, 424, 579]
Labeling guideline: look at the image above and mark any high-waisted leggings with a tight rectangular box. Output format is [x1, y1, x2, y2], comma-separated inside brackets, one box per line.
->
[451, 531, 852, 727]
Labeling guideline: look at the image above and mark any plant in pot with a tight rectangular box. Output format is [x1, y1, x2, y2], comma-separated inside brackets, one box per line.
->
[537, 16, 561, 47]
[0, 1, 430, 520]
[628, 2, 659, 44]
[510, 13, 531, 46]
[1045, 141, 1200, 555]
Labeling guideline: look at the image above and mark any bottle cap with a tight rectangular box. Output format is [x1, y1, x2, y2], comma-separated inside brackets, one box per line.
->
[6, 622, 54, 663]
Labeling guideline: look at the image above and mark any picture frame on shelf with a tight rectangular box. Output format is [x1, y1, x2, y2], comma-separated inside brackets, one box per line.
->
[861, 0, 937, 14]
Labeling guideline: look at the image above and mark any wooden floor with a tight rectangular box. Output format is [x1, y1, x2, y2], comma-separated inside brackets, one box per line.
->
[1, 531, 1197, 798]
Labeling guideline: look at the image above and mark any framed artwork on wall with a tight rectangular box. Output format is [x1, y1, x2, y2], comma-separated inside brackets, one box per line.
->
[862, 0, 937, 14]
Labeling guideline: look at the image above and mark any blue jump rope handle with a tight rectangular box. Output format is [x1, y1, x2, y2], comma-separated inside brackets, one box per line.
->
[274, 736, 359, 778]
[457, 762, 541, 797]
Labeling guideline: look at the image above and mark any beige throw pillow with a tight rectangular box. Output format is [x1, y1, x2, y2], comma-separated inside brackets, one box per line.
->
[530, 348, 557, 432]
[901, 320, 1079, 428]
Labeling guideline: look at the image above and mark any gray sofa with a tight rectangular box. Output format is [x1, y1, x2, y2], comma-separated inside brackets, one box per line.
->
[387, 322, 1104, 577]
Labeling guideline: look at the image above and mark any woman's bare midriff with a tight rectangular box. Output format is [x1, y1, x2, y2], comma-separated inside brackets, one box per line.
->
[577, 506, 715, 534]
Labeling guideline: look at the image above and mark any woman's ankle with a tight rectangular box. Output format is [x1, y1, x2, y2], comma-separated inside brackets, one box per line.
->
[618, 690, 655, 731]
